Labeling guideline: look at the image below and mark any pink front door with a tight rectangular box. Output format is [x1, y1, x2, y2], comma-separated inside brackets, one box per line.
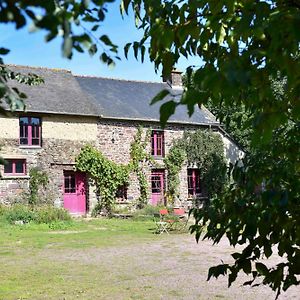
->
[151, 170, 165, 206]
[63, 171, 86, 214]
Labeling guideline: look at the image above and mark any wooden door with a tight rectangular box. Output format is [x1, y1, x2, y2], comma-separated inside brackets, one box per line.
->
[151, 170, 165, 206]
[63, 171, 86, 214]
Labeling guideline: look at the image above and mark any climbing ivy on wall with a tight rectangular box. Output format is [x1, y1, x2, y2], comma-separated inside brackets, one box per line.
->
[129, 126, 153, 208]
[164, 129, 227, 202]
[28, 167, 49, 205]
[75, 145, 129, 215]
[164, 141, 186, 205]
[184, 130, 227, 198]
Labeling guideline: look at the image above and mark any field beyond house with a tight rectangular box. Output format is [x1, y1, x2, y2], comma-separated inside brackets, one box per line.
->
[0, 218, 298, 300]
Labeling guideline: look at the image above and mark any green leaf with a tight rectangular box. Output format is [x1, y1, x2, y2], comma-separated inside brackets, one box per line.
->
[0, 48, 10, 55]
[150, 89, 170, 105]
[124, 43, 131, 59]
[256, 262, 269, 276]
[62, 36, 72, 58]
[100, 35, 113, 47]
[159, 101, 178, 128]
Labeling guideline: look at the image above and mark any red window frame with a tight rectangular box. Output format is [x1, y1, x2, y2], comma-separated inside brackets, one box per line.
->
[3, 159, 26, 176]
[151, 130, 164, 157]
[19, 117, 41, 146]
[187, 169, 201, 197]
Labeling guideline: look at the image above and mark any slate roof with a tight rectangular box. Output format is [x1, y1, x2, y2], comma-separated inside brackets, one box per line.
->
[6, 65, 218, 125]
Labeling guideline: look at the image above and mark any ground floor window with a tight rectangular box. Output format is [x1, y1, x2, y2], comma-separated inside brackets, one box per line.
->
[116, 185, 128, 202]
[187, 169, 201, 198]
[64, 172, 76, 193]
[4, 159, 26, 176]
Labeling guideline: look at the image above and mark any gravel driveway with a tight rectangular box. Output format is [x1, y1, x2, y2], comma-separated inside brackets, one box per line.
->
[42, 233, 299, 300]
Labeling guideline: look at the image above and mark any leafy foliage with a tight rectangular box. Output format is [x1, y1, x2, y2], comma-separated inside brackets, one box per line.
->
[129, 127, 153, 208]
[1, 204, 71, 225]
[0, 65, 44, 115]
[191, 122, 300, 297]
[76, 145, 129, 215]
[28, 168, 49, 206]
[121, 0, 300, 295]
[164, 141, 186, 204]
[165, 129, 227, 203]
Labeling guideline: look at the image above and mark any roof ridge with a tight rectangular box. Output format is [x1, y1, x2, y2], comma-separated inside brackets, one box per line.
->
[5, 64, 72, 73]
[74, 73, 162, 84]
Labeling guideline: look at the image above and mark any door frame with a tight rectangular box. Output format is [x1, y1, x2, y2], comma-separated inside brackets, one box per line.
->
[150, 169, 165, 206]
[63, 170, 87, 214]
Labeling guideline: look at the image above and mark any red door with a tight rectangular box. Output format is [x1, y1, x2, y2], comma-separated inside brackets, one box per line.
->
[63, 171, 86, 214]
[151, 170, 165, 206]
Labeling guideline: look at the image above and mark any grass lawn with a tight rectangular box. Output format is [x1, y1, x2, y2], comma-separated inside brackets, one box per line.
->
[0, 218, 298, 300]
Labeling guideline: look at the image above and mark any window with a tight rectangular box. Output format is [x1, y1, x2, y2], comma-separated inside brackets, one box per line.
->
[64, 173, 76, 194]
[19, 117, 41, 146]
[116, 185, 128, 202]
[151, 130, 164, 157]
[187, 169, 201, 197]
[4, 159, 26, 176]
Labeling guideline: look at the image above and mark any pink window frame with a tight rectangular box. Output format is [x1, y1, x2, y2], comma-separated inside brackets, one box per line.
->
[3, 159, 27, 176]
[19, 117, 42, 146]
[187, 169, 201, 197]
[151, 130, 164, 157]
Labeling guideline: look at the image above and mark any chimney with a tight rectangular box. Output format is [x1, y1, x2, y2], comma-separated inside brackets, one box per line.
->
[162, 69, 183, 88]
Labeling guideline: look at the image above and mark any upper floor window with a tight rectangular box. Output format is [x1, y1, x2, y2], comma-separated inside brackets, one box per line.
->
[4, 159, 26, 176]
[187, 169, 202, 197]
[151, 130, 164, 157]
[19, 117, 41, 146]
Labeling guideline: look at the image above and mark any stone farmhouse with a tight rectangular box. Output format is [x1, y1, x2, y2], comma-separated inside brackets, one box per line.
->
[0, 65, 242, 214]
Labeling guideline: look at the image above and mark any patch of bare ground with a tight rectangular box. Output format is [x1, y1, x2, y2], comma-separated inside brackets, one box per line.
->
[38, 234, 299, 300]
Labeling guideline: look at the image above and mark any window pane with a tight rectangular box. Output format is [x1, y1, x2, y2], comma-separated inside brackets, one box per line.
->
[20, 117, 29, 125]
[64, 174, 76, 193]
[151, 130, 164, 156]
[20, 118, 28, 145]
[151, 176, 161, 193]
[15, 160, 24, 173]
[4, 161, 13, 174]
[30, 117, 40, 125]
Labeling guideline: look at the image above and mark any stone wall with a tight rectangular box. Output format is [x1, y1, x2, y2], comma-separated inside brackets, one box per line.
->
[96, 119, 199, 204]
[0, 114, 242, 212]
[0, 115, 98, 210]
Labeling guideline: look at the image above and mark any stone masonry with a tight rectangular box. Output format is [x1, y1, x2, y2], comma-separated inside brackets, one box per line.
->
[0, 113, 232, 213]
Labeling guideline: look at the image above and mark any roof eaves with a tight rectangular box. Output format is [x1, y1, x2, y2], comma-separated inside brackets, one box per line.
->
[100, 115, 220, 127]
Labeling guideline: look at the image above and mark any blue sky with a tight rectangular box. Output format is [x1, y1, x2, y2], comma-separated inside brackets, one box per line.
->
[2, 2, 200, 82]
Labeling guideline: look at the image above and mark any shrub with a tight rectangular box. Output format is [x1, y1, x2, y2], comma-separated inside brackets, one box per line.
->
[132, 204, 164, 221]
[34, 206, 71, 224]
[5, 204, 35, 224]
[1, 204, 72, 225]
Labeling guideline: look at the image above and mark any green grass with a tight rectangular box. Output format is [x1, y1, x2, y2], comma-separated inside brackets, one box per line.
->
[0, 218, 165, 299]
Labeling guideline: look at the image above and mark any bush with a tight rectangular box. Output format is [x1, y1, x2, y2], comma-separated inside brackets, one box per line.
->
[34, 206, 71, 224]
[5, 204, 35, 224]
[132, 204, 164, 221]
[1, 204, 72, 225]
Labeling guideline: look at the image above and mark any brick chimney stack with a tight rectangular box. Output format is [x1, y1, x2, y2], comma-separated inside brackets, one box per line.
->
[163, 69, 183, 88]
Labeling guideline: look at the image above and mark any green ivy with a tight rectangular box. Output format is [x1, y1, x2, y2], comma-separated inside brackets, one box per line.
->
[75, 145, 129, 215]
[129, 126, 153, 208]
[164, 129, 227, 202]
[28, 167, 49, 206]
[164, 141, 186, 205]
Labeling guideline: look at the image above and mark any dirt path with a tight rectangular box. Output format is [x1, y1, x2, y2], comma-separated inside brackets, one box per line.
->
[42, 234, 299, 300]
